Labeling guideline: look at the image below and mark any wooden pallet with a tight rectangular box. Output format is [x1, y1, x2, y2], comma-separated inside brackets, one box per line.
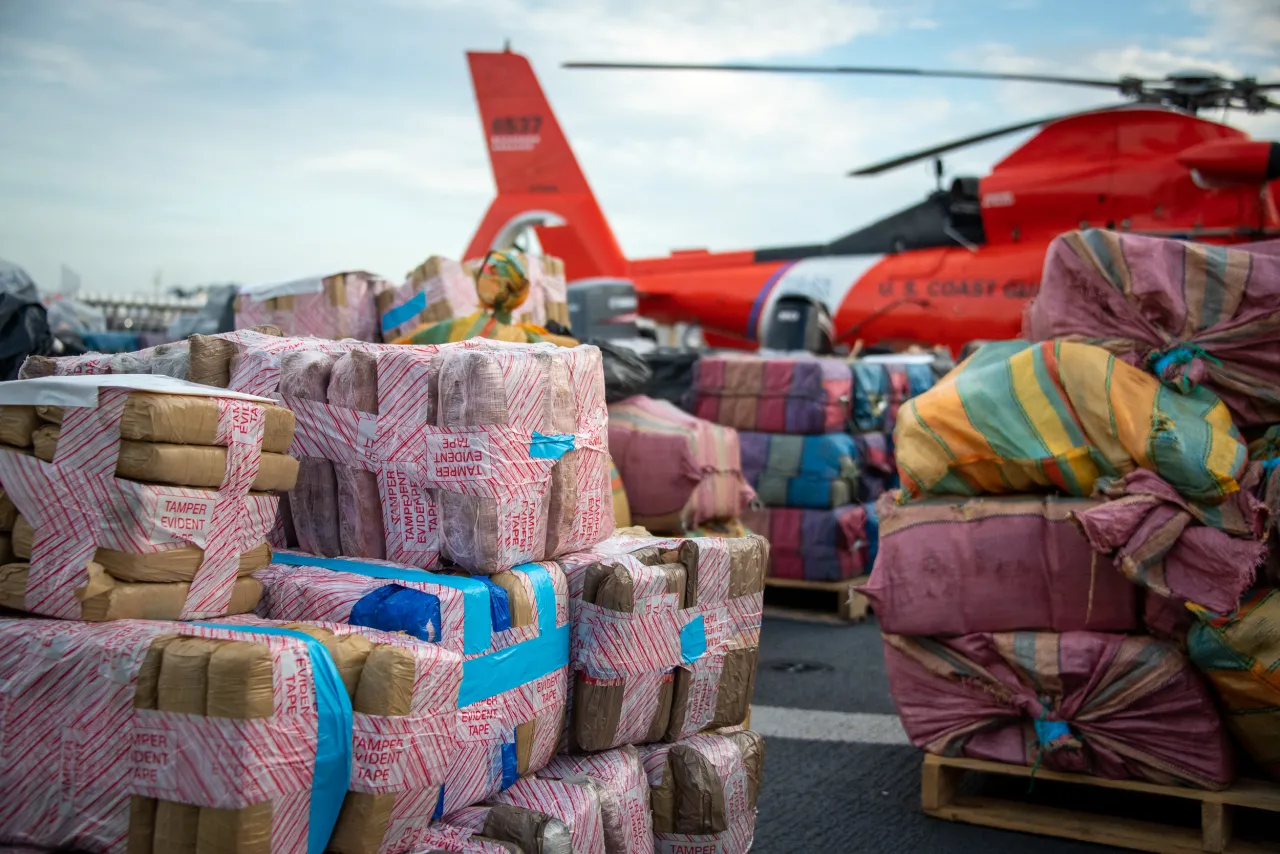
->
[921, 754, 1280, 854]
[762, 574, 870, 623]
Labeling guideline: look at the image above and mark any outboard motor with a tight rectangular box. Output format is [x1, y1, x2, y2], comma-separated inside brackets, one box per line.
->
[761, 296, 833, 354]
[566, 277, 640, 341]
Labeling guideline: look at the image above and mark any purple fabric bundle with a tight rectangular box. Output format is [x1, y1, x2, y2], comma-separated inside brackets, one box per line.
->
[884, 631, 1236, 789]
[865, 494, 1141, 635]
[687, 354, 851, 434]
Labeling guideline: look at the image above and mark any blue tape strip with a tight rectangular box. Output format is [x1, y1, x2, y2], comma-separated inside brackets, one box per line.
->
[500, 741, 520, 789]
[529, 431, 575, 461]
[680, 615, 707, 664]
[382, 290, 426, 334]
[349, 584, 443, 644]
[458, 562, 566, 707]
[478, 576, 512, 633]
[196, 622, 353, 854]
[1263, 458, 1280, 474]
[272, 551, 493, 656]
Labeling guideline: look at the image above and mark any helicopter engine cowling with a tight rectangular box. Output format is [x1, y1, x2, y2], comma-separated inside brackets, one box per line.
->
[1178, 139, 1280, 186]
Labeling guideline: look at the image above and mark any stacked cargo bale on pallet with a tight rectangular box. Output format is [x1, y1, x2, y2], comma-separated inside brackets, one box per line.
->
[871, 231, 1280, 830]
[0, 327, 771, 853]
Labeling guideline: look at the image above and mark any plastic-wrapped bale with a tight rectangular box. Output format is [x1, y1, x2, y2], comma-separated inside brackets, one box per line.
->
[235, 272, 390, 342]
[608, 395, 753, 535]
[740, 504, 871, 582]
[213, 617, 464, 854]
[328, 350, 387, 559]
[1188, 589, 1280, 781]
[378, 256, 482, 343]
[17, 339, 194, 381]
[0, 618, 352, 853]
[864, 492, 1144, 635]
[254, 340, 612, 571]
[1024, 228, 1280, 429]
[433, 344, 609, 568]
[435, 805, 570, 853]
[850, 357, 936, 433]
[884, 631, 1236, 789]
[687, 353, 851, 434]
[638, 730, 765, 854]
[538, 748, 654, 854]
[852, 431, 897, 502]
[487, 777, 607, 854]
[896, 339, 1247, 504]
[0, 377, 295, 621]
[255, 552, 570, 816]
[558, 535, 767, 747]
[739, 431, 858, 509]
[280, 349, 343, 557]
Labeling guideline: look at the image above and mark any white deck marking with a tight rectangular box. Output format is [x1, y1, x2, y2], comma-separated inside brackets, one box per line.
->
[750, 705, 910, 745]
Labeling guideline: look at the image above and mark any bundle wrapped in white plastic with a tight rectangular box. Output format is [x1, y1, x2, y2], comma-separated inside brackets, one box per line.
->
[638, 730, 766, 854]
[235, 272, 392, 342]
[538, 747, 654, 854]
[0, 375, 292, 621]
[255, 552, 570, 816]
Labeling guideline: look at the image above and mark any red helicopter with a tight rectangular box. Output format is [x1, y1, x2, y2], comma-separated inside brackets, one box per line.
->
[463, 50, 1280, 355]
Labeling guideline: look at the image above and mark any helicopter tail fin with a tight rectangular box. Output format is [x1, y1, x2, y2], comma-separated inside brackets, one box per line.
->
[463, 50, 628, 279]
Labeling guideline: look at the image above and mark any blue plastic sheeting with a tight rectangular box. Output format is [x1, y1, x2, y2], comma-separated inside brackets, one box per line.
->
[349, 584, 443, 643]
[272, 551, 492, 656]
[196, 622, 353, 854]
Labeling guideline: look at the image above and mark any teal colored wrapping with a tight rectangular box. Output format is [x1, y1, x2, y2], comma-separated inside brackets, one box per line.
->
[382, 290, 427, 334]
[196, 622, 353, 854]
[272, 551, 493, 655]
[529, 431, 575, 460]
[457, 562, 566, 707]
[680, 615, 708, 664]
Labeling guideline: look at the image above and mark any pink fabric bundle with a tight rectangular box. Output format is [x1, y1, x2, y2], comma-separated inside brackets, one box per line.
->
[884, 631, 1236, 789]
[1023, 229, 1280, 429]
[864, 493, 1141, 635]
[608, 395, 753, 535]
[1073, 469, 1267, 615]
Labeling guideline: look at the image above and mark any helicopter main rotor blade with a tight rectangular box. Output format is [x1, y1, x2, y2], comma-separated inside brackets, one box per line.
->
[563, 60, 1128, 89]
[848, 103, 1139, 176]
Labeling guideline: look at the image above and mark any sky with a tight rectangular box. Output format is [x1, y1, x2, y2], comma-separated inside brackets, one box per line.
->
[0, 0, 1278, 296]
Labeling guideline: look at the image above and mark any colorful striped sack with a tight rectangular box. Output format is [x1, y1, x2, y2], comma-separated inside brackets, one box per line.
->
[1024, 229, 1280, 429]
[738, 431, 858, 509]
[884, 631, 1236, 789]
[1188, 590, 1280, 781]
[865, 493, 1142, 636]
[687, 354, 851, 434]
[896, 339, 1247, 504]
[851, 360, 936, 433]
[853, 431, 898, 502]
[608, 396, 753, 534]
[741, 503, 872, 581]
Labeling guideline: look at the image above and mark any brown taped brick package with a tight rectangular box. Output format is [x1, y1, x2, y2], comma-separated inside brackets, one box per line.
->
[0, 406, 36, 448]
[12, 515, 271, 582]
[327, 350, 386, 559]
[186, 326, 284, 388]
[36, 392, 296, 452]
[569, 543, 688, 752]
[442, 804, 573, 854]
[667, 537, 767, 741]
[279, 349, 342, 557]
[641, 730, 765, 849]
[31, 425, 298, 492]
